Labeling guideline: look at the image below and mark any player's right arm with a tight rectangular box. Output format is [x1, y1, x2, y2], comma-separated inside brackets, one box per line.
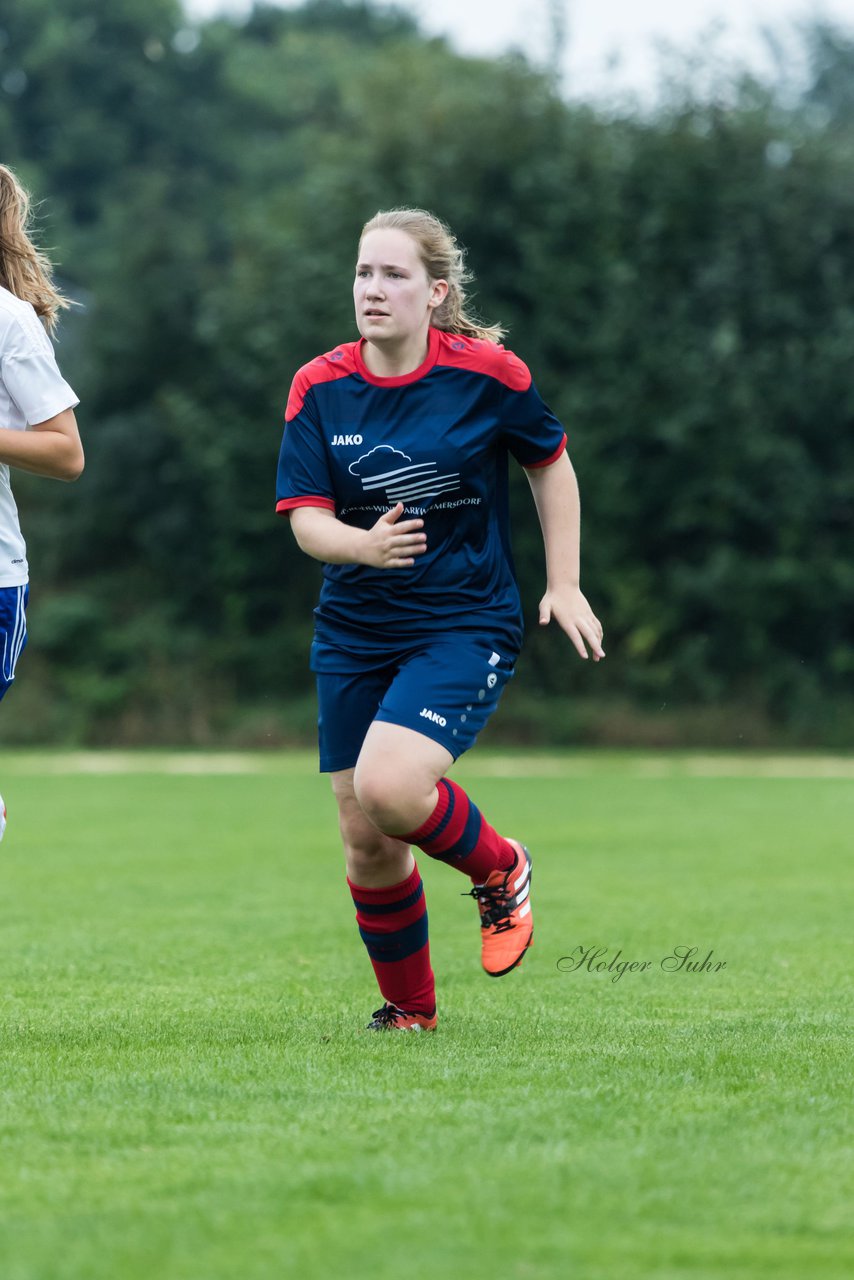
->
[0, 408, 84, 481]
[277, 362, 426, 569]
[289, 503, 426, 569]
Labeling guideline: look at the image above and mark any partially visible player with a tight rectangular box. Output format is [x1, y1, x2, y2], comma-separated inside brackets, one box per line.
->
[276, 207, 603, 1029]
[0, 164, 84, 836]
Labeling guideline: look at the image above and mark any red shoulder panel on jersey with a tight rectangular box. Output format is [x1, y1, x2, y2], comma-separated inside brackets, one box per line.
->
[276, 496, 336, 515]
[285, 343, 360, 422]
[523, 434, 567, 469]
[433, 330, 532, 392]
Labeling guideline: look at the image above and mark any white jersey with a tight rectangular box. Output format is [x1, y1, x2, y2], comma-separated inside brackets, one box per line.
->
[0, 285, 79, 587]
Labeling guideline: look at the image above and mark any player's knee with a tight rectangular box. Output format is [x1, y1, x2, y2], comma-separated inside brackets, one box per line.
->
[352, 766, 410, 835]
[338, 802, 381, 855]
[338, 805, 399, 878]
[345, 838, 401, 883]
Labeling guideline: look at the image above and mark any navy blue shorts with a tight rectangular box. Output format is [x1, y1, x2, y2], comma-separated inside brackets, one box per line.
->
[0, 584, 29, 701]
[315, 637, 516, 772]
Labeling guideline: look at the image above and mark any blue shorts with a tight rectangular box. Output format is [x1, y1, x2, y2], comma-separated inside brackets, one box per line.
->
[0, 584, 29, 701]
[315, 636, 517, 772]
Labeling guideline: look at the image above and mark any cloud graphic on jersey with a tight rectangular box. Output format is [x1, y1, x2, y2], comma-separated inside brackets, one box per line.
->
[348, 444, 460, 503]
[348, 446, 412, 477]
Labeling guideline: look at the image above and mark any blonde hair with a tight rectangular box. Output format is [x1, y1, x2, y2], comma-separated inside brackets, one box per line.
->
[0, 164, 70, 334]
[360, 207, 506, 343]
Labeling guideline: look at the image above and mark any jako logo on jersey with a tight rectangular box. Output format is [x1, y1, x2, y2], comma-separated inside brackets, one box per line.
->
[331, 434, 363, 446]
[420, 707, 447, 727]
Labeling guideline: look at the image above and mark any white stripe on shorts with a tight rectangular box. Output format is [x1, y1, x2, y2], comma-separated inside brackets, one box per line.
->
[3, 586, 27, 682]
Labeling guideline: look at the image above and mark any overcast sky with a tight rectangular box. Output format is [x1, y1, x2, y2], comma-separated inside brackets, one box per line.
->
[182, 0, 853, 99]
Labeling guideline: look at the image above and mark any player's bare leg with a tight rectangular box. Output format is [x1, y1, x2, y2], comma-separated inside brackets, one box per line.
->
[354, 722, 533, 976]
[331, 767, 413, 887]
[333, 765, 436, 1028]
[352, 721, 452, 837]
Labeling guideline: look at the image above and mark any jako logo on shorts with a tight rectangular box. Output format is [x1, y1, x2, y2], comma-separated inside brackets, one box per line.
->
[420, 707, 447, 726]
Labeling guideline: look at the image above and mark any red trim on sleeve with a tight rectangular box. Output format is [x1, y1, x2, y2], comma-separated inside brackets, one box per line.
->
[286, 344, 360, 421]
[276, 496, 336, 515]
[434, 331, 532, 392]
[522, 434, 567, 470]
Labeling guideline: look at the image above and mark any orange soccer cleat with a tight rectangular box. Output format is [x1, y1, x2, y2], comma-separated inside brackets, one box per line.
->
[467, 841, 533, 977]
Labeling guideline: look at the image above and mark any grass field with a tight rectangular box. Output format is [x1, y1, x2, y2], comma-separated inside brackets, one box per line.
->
[0, 750, 851, 1280]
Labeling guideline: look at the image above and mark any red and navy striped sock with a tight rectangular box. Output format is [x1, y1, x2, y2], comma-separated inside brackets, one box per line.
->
[403, 777, 516, 884]
[347, 863, 436, 1016]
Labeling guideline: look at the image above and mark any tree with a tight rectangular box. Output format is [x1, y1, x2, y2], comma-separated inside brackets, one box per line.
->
[2, 1, 852, 744]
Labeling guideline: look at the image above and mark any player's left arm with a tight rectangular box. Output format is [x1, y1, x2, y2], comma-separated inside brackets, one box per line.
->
[0, 408, 84, 481]
[525, 451, 605, 662]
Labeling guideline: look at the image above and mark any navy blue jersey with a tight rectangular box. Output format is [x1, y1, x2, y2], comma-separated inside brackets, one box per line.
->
[276, 327, 566, 664]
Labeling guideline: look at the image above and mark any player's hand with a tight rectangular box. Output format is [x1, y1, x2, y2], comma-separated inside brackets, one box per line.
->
[539, 585, 605, 661]
[361, 502, 427, 568]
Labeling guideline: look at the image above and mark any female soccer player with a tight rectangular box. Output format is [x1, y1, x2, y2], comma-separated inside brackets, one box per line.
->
[0, 164, 84, 836]
[276, 208, 603, 1030]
